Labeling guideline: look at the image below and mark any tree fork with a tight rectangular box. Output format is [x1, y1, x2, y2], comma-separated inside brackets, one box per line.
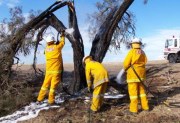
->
[90, 0, 134, 62]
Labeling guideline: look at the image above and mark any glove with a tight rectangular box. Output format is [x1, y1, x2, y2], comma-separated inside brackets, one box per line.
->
[60, 30, 65, 37]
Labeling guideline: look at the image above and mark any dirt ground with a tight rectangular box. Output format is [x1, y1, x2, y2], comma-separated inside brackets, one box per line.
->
[19, 60, 180, 123]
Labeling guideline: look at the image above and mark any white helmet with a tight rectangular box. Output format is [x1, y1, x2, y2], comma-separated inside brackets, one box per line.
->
[131, 37, 142, 44]
[46, 35, 55, 43]
[82, 56, 92, 63]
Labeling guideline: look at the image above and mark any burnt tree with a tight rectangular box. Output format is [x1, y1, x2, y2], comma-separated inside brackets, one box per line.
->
[90, 0, 134, 62]
[0, 0, 134, 93]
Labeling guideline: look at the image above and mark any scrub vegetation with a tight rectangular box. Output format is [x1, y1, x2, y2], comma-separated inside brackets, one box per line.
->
[0, 66, 43, 117]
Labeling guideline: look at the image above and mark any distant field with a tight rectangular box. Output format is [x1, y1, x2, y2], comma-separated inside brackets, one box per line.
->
[12, 60, 169, 73]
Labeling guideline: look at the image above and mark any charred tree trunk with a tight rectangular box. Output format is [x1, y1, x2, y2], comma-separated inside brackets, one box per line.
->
[66, 2, 86, 93]
[70, 37, 86, 93]
[40, 2, 86, 93]
[48, 12, 86, 93]
[90, 0, 134, 62]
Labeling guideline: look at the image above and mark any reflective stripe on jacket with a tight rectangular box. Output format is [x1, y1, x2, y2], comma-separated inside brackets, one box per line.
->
[123, 48, 147, 83]
[45, 36, 65, 73]
[85, 59, 109, 88]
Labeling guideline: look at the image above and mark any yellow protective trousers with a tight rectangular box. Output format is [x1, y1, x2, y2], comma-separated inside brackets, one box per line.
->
[128, 82, 149, 113]
[91, 83, 107, 111]
[37, 73, 61, 104]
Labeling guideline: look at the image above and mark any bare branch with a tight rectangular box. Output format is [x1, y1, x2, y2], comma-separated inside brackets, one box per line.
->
[32, 25, 48, 74]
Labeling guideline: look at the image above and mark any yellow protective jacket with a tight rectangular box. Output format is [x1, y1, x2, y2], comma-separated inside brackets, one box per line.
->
[123, 48, 147, 83]
[45, 36, 65, 74]
[85, 58, 109, 89]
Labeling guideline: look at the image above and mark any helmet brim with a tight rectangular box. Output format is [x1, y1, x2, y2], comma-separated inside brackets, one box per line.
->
[82, 56, 92, 63]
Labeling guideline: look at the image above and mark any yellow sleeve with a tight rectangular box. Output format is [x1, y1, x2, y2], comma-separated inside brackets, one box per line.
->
[57, 36, 65, 49]
[144, 52, 147, 64]
[123, 50, 133, 70]
[85, 64, 92, 88]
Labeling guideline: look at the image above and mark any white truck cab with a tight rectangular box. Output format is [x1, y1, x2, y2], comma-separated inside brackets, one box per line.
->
[164, 36, 180, 63]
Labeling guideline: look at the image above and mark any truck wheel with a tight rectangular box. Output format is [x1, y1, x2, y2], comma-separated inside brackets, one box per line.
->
[168, 54, 176, 63]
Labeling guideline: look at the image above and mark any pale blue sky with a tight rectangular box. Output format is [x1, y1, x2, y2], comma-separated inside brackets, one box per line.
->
[1, 0, 180, 64]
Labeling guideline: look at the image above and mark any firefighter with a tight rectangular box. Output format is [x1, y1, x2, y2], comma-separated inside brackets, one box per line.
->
[123, 37, 149, 114]
[37, 32, 65, 105]
[83, 56, 109, 112]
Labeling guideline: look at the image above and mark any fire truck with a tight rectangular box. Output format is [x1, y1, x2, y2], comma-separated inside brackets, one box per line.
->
[164, 36, 180, 63]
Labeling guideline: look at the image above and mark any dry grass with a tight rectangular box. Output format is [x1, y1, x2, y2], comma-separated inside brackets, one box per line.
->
[1, 61, 180, 123]
[17, 60, 180, 123]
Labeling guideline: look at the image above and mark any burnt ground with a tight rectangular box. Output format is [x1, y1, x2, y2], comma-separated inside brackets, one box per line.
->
[17, 61, 180, 123]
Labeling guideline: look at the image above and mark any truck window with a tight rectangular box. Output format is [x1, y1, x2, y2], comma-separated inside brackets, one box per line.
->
[165, 40, 168, 48]
[165, 39, 173, 48]
[174, 39, 177, 47]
